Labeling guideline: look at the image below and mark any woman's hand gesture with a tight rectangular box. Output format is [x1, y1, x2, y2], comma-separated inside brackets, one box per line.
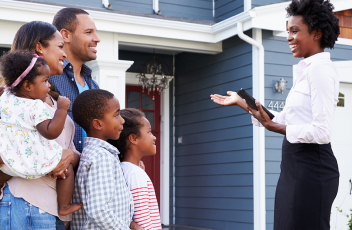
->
[210, 91, 242, 106]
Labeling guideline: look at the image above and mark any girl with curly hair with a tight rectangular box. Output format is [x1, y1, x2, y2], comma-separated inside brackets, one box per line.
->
[108, 108, 162, 230]
[211, 0, 340, 229]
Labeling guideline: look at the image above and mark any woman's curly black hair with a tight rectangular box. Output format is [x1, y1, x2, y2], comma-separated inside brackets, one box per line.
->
[108, 108, 145, 161]
[0, 50, 48, 94]
[286, 0, 340, 49]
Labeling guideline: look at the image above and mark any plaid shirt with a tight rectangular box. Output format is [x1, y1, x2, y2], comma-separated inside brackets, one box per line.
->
[71, 137, 134, 230]
[49, 60, 99, 152]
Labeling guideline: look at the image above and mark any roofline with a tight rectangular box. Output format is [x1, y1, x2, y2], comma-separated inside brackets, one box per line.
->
[0, 0, 350, 44]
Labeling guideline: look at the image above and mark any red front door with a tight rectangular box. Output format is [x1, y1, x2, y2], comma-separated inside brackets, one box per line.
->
[125, 85, 161, 207]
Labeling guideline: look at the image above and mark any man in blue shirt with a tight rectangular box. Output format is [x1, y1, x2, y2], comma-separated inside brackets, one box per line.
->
[51, 8, 100, 152]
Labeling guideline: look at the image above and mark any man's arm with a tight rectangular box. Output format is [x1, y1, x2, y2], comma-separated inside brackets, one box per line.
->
[82, 153, 130, 230]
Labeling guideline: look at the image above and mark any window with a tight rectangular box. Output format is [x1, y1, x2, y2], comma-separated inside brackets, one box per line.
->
[337, 92, 345, 107]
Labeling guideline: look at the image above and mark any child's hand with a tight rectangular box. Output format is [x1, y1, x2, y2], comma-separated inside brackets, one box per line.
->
[57, 96, 71, 111]
[130, 221, 144, 230]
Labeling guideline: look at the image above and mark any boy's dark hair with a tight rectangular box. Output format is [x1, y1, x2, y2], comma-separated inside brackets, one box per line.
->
[72, 89, 114, 133]
[0, 50, 48, 94]
[11, 21, 57, 52]
[108, 108, 145, 161]
[286, 0, 340, 49]
[53, 8, 89, 32]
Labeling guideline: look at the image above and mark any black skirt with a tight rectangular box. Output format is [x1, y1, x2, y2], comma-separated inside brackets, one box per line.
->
[274, 137, 339, 230]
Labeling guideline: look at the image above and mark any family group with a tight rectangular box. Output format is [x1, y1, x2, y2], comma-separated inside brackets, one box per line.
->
[0, 7, 160, 230]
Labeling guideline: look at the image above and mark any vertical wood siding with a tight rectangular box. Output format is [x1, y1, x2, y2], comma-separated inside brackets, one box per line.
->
[215, 0, 243, 22]
[262, 30, 352, 230]
[335, 10, 352, 39]
[173, 33, 254, 229]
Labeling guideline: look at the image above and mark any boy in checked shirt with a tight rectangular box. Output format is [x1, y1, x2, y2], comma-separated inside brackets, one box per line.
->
[71, 89, 143, 230]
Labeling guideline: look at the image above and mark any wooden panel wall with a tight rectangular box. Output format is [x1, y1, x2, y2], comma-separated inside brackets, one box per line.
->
[335, 10, 352, 39]
[173, 33, 254, 229]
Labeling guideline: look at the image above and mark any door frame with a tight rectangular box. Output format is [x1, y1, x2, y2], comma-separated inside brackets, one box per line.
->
[126, 72, 170, 225]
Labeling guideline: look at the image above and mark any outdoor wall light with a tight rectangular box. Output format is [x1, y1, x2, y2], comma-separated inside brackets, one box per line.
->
[275, 77, 287, 94]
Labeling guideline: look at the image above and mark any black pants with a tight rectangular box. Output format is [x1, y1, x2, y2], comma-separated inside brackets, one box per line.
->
[274, 137, 339, 230]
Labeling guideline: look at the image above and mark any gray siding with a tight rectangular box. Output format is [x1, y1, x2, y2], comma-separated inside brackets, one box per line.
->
[119, 50, 173, 73]
[173, 33, 254, 229]
[34, 0, 154, 14]
[252, 0, 288, 8]
[262, 30, 297, 230]
[32, 0, 103, 8]
[110, 0, 153, 14]
[169, 79, 175, 224]
[262, 30, 352, 230]
[160, 0, 213, 21]
[215, 0, 243, 22]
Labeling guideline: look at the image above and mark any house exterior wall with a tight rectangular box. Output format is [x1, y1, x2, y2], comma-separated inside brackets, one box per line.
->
[215, 0, 244, 22]
[262, 30, 352, 230]
[173, 33, 254, 229]
[252, 0, 287, 8]
[335, 10, 352, 39]
[160, 0, 213, 21]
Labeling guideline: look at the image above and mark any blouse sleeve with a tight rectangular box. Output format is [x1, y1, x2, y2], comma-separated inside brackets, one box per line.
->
[286, 63, 337, 144]
[29, 100, 52, 126]
[251, 109, 286, 127]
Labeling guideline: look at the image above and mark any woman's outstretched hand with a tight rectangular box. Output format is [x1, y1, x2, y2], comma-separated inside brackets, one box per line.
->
[210, 91, 242, 106]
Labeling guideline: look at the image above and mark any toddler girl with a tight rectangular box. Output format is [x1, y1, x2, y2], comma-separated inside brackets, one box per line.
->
[108, 108, 162, 230]
[0, 50, 81, 215]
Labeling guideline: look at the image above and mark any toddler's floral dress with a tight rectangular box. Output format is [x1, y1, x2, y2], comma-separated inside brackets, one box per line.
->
[0, 91, 62, 179]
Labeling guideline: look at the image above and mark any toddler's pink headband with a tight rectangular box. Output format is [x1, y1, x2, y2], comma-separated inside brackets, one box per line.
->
[11, 54, 44, 88]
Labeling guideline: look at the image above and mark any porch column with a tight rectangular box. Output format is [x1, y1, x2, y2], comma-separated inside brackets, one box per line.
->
[88, 59, 134, 109]
[86, 32, 133, 109]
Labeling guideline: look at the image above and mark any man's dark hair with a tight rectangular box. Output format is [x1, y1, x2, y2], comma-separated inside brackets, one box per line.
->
[52, 8, 89, 32]
[286, 0, 340, 49]
[108, 108, 145, 161]
[11, 21, 57, 52]
[72, 89, 114, 132]
[0, 50, 48, 94]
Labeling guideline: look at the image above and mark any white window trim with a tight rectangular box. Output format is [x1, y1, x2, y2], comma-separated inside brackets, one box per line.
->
[126, 72, 171, 225]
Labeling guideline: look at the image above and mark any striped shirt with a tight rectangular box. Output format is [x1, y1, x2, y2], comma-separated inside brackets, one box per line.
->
[121, 162, 162, 230]
[71, 138, 134, 230]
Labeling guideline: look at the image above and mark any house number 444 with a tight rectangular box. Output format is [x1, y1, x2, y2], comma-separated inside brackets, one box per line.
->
[268, 101, 285, 110]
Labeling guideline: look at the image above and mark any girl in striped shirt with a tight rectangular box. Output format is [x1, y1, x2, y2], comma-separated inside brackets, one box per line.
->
[108, 108, 162, 230]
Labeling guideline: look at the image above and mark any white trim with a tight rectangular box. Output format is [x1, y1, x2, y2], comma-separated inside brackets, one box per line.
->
[334, 61, 352, 84]
[102, 0, 111, 9]
[125, 72, 171, 225]
[86, 59, 134, 109]
[118, 34, 222, 55]
[336, 38, 352, 46]
[153, 0, 160, 14]
[160, 86, 170, 225]
[244, 0, 252, 12]
[237, 23, 266, 230]
[1, 0, 352, 47]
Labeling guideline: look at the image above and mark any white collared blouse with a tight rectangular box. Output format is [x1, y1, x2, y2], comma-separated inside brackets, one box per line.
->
[253, 52, 339, 144]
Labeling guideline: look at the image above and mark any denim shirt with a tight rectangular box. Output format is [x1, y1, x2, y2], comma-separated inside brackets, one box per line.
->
[50, 59, 99, 152]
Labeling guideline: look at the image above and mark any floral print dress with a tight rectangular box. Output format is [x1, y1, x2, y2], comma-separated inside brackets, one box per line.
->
[0, 91, 62, 179]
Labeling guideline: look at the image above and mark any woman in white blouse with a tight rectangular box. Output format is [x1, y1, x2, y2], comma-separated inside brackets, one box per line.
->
[211, 0, 340, 229]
